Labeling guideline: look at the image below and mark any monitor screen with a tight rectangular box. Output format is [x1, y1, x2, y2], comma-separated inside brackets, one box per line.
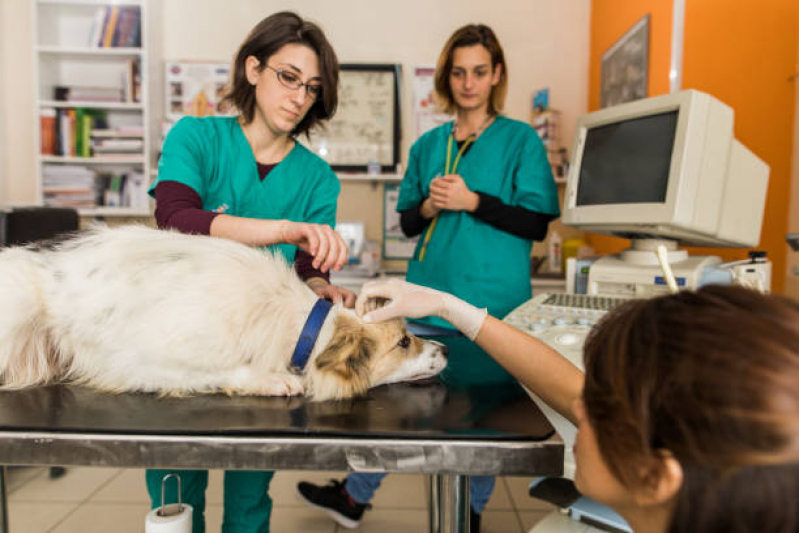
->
[575, 111, 678, 206]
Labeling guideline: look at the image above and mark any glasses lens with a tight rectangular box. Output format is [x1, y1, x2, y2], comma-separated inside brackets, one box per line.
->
[277, 70, 301, 89]
[306, 85, 322, 99]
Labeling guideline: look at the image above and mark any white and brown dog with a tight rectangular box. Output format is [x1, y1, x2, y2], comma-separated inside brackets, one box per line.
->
[0, 225, 447, 401]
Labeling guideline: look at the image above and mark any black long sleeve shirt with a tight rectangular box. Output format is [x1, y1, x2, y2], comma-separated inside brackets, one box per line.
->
[399, 192, 555, 241]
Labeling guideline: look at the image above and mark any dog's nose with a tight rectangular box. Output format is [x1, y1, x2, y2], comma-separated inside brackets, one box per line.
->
[440, 345, 449, 359]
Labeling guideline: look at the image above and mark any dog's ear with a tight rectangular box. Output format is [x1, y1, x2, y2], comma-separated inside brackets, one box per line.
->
[309, 315, 375, 400]
[361, 296, 390, 315]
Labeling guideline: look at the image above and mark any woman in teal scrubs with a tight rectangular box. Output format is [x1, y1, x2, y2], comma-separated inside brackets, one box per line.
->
[145, 12, 353, 533]
[297, 24, 559, 532]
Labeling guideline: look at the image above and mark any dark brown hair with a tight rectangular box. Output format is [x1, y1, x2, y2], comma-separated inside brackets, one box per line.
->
[582, 285, 799, 532]
[221, 12, 339, 136]
[434, 24, 508, 115]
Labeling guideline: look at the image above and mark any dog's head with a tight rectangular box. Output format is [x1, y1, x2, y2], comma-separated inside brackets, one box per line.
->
[305, 311, 447, 401]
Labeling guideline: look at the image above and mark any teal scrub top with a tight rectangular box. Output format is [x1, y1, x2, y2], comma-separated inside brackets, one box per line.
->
[398, 116, 560, 329]
[149, 116, 340, 263]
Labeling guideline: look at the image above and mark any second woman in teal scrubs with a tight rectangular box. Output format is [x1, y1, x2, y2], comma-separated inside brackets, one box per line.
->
[145, 12, 354, 533]
[297, 24, 560, 532]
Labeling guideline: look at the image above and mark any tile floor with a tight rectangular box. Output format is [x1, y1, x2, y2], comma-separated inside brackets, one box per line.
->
[5, 466, 558, 532]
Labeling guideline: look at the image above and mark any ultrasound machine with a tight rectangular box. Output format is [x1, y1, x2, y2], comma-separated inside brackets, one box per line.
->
[507, 90, 770, 532]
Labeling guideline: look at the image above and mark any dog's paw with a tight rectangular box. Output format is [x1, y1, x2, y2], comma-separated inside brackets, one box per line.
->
[261, 374, 304, 396]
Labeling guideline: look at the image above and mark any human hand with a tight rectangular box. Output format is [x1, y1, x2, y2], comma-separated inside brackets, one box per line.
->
[307, 278, 356, 308]
[355, 279, 487, 340]
[429, 174, 479, 212]
[280, 222, 349, 272]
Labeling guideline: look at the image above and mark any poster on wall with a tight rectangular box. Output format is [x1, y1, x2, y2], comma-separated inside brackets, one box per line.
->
[301, 64, 400, 172]
[383, 184, 418, 260]
[413, 66, 452, 140]
[165, 61, 231, 122]
[600, 14, 650, 108]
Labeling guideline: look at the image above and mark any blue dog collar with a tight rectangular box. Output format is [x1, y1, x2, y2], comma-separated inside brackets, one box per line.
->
[290, 299, 334, 371]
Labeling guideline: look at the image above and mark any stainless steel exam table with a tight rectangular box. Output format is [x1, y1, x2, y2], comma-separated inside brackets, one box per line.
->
[0, 379, 563, 532]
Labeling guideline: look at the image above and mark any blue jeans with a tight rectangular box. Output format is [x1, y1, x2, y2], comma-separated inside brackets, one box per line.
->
[345, 472, 495, 514]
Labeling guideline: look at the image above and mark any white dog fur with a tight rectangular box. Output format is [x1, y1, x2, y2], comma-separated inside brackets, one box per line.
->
[0, 225, 447, 401]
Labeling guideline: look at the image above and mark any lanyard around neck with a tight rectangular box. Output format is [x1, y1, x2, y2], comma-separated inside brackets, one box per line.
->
[444, 133, 475, 176]
[418, 128, 478, 262]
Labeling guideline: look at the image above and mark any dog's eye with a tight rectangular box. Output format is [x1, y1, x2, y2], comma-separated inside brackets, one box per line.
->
[397, 335, 411, 348]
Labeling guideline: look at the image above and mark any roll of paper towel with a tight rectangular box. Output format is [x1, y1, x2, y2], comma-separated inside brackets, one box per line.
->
[145, 504, 193, 533]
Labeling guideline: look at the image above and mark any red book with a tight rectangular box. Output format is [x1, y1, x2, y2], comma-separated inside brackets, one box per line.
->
[40, 109, 56, 155]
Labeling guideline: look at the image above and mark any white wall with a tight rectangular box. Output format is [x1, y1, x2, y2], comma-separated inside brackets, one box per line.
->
[2, 0, 35, 204]
[0, 0, 590, 204]
[0, 0, 9, 203]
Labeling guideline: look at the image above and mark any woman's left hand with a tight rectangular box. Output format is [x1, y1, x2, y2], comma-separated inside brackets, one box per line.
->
[307, 278, 356, 308]
[429, 174, 480, 212]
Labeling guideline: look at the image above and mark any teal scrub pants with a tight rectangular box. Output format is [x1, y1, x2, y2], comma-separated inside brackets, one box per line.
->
[146, 469, 274, 533]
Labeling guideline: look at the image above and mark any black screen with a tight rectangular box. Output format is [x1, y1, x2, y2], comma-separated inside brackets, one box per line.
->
[575, 111, 678, 206]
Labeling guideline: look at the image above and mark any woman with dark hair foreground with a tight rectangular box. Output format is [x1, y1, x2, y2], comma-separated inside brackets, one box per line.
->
[352, 281, 799, 532]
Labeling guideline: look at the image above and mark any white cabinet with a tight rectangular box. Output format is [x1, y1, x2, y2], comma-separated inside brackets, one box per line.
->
[32, 0, 151, 216]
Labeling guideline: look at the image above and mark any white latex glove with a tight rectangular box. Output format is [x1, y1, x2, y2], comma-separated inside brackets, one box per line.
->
[355, 279, 487, 341]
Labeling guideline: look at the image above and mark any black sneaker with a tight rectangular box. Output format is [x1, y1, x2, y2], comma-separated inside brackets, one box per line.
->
[470, 508, 481, 533]
[297, 479, 371, 529]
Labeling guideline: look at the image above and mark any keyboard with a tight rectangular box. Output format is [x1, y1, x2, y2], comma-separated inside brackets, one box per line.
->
[502, 293, 630, 364]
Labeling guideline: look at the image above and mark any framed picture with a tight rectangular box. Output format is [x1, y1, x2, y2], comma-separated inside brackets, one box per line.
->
[301, 64, 401, 172]
[600, 15, 650, 108]
[164, 61, 231, 122]
[382, 184, 418, 260]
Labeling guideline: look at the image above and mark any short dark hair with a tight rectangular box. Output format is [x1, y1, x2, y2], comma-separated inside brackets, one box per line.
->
[221, 12, 339, 137]
[434, 24, 508, 115]
[583, 285, 799, 532]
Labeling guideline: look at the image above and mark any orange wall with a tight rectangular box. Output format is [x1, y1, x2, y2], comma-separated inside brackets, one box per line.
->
[588, 0, 799, 293]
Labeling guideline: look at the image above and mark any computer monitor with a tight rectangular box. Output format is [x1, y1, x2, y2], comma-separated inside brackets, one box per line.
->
[562, 90, 769, 248]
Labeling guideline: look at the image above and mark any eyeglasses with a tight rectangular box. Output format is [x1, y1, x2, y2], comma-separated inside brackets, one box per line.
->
[265, 65, 322, 100]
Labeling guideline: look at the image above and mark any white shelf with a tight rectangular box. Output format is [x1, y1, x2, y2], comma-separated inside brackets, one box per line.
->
[41, 155, 145, 165]
[34, 0, 151, 213]
[337, 173, 402, 182]
[37, 45, 143, 57]
[147, 170, 404, 182]
[39, 100, 144, 110]
[77, 207, 151, 217]
[37, 0, 144, 6]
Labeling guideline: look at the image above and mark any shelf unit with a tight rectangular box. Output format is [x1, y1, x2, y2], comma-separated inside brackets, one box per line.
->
[32, 0, 151, 217]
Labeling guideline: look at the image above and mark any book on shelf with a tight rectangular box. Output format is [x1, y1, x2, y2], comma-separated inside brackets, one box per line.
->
[40, 108, 57, 155]
[90, 5, 141, 49]
[54, 85, 124, 103]
[123, 59, 142, 103]
[92, 127, 144, 138]
[47, 108, 108, 157]
[93, 139, 144, 150]
[43, 165, 149, 210]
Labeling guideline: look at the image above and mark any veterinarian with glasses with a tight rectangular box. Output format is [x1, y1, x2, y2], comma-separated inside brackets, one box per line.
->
[146, 12, 353, 533]
[297, 24, 560, 532]
[354, 280, 799, 533]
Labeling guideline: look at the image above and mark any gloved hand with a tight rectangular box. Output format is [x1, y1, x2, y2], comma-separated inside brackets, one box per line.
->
[355, 279, 487, 340]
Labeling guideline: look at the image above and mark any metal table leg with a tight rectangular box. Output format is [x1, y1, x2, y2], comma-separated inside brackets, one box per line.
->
[0, 466, 8, 533]
[429, 473, 470, 533]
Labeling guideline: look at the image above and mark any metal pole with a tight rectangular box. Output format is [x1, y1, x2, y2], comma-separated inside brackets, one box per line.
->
[428, 474, 440, 533]
[669, 0, 686, 93]
[0, 466, 9, 533]
[437, 474, 470, 533]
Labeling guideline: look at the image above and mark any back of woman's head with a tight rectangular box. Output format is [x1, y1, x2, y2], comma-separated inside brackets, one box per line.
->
[582, 285, 799, 532]
[223, 11, 339, 136]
